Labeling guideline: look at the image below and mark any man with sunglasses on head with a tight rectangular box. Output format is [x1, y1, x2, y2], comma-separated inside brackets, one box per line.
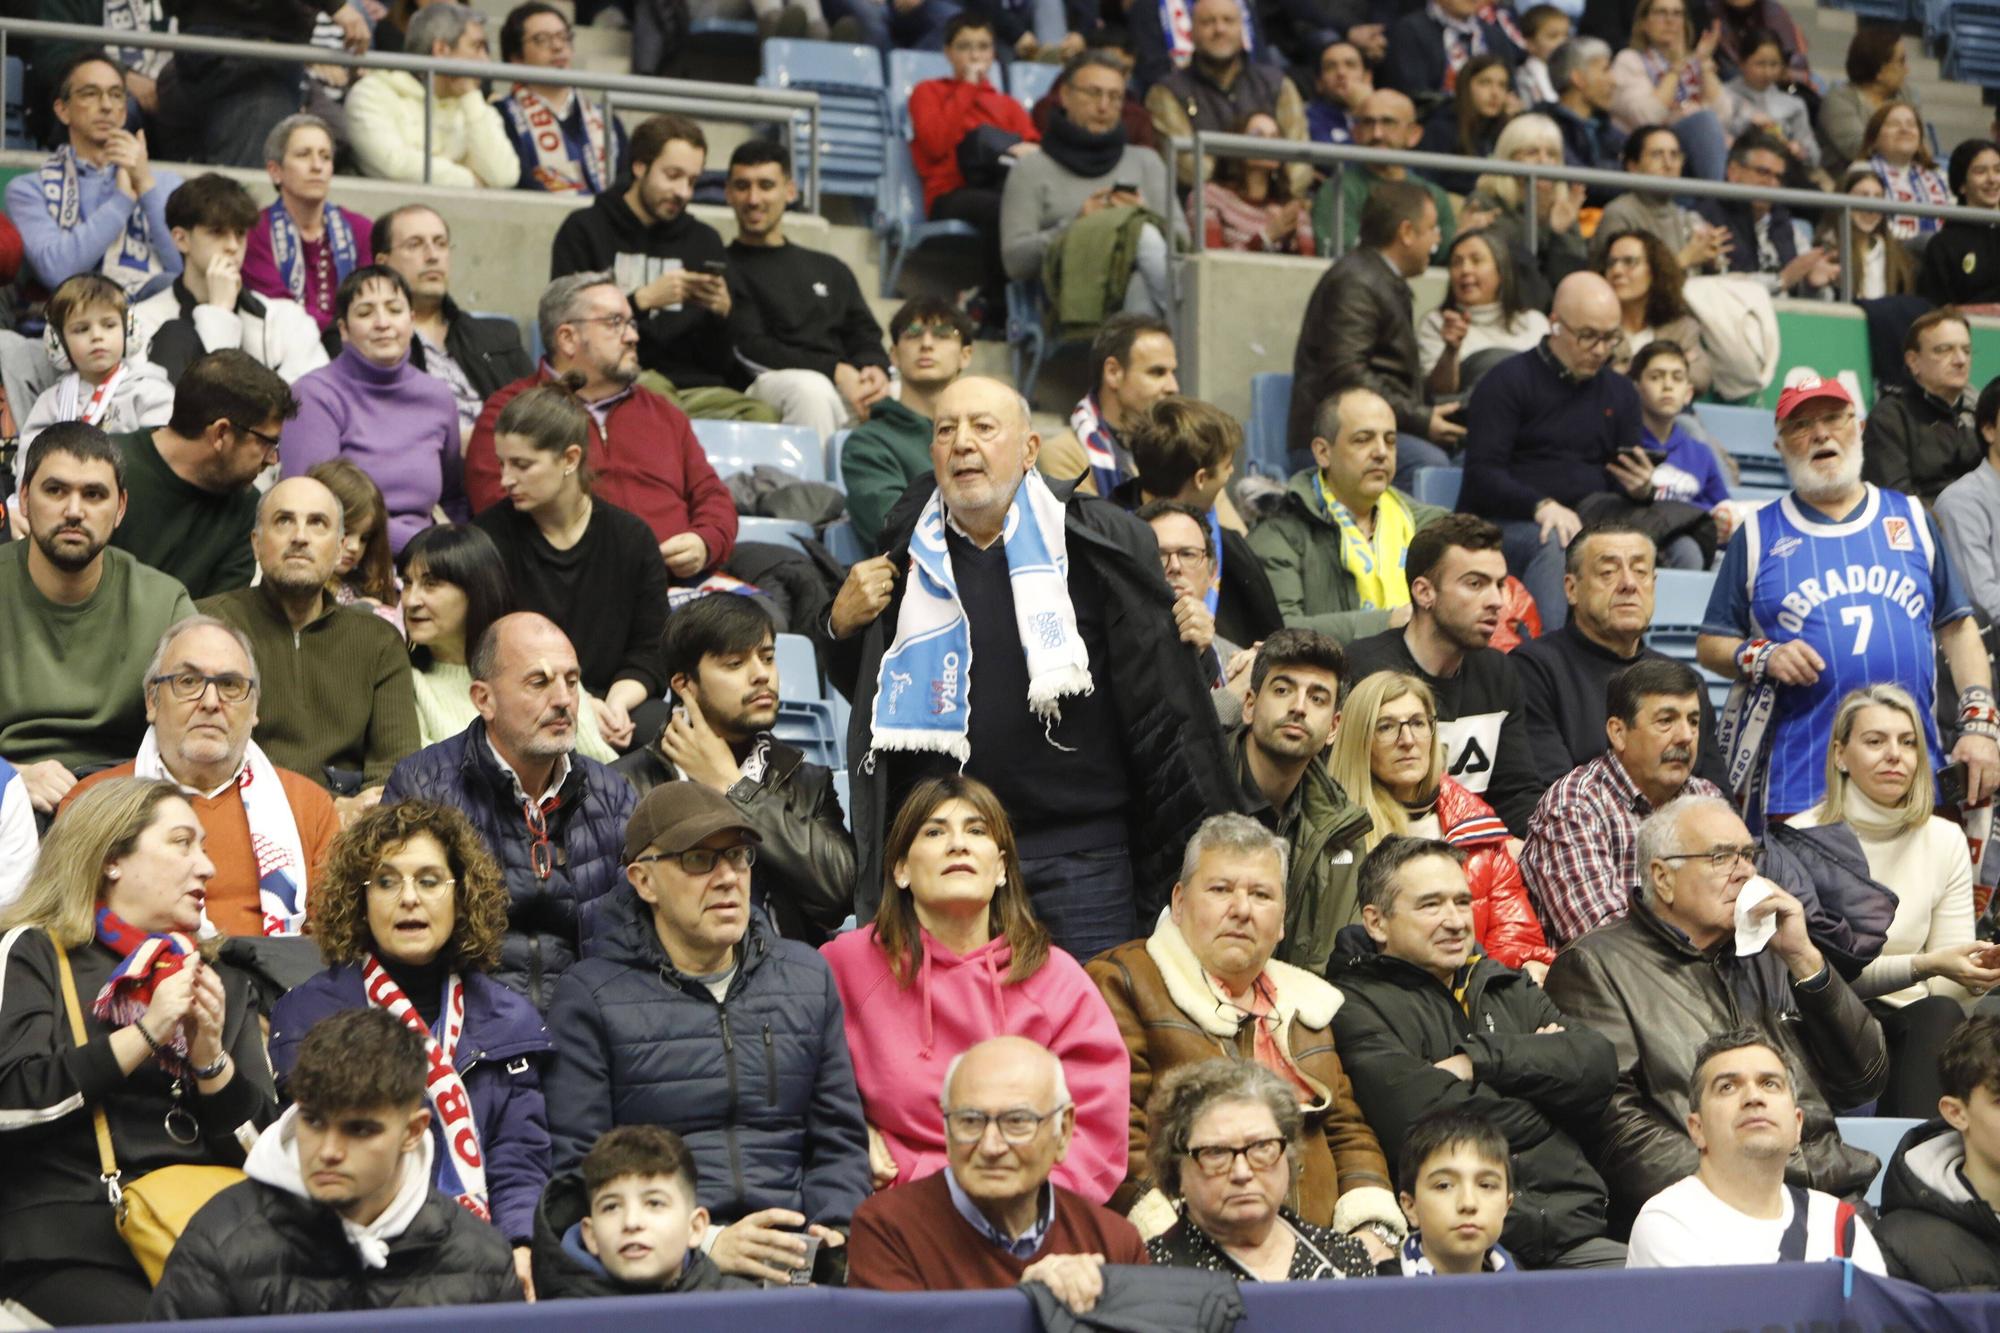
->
[545, 780, 869, 1285]
[384, 613, 635, 1013]
[1544, 793, 1888, 1236]
[61, 614, 338, 937]
[849, 1035, 1147, 1311]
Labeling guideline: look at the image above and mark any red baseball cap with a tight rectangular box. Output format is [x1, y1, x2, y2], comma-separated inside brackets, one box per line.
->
[1774, 372, 1853, 422]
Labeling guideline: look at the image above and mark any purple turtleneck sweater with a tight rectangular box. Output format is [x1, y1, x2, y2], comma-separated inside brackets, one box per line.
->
[281, 343, 467, 553]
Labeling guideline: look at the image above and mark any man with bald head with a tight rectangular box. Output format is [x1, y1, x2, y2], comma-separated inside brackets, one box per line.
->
[64, 615, 339, 936]
[1460, 272, 1651, 630]
[849, 1036, 1148, 1305]
[1315, 89, 1456, 256]
[199, 475, 420, 817]
[384, 612, 636, 1010]
[823, 376, 1242, 960]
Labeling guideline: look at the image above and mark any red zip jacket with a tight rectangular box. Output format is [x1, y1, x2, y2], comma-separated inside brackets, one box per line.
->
[907, 76, 1038, 212]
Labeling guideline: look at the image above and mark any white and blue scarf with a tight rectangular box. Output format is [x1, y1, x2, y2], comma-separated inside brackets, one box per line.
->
[265, 200, 360, 305]
[1397, 1230, 1514, 1275]
[870, 471, 1092, 763]
[40, 145, 161, 296]
[135, 727, 308, 936]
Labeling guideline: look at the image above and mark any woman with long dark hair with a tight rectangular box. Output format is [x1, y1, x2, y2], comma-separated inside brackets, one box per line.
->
[1419, 54, 1517, 195]
[1191, 112, 1313, 255]
[1595, 229, 1714, 395]
[1419, 230, 1552, 396]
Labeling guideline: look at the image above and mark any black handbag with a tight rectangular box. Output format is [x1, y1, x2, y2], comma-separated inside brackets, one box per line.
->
[955, 124, 1024, 190]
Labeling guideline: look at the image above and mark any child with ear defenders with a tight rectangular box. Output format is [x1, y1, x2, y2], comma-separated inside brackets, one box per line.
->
[21, 271, 174, 446]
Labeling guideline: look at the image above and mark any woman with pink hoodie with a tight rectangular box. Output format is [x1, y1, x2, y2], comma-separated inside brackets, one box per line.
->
[821, 775, 1130, 1203]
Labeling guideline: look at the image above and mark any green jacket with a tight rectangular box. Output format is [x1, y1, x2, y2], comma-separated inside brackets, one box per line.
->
[838, 396, 933, 552]
[1312, 169, 1455, 259]
[1247, 468, 1447, 645]
[1044, 205, 1159, 336]
[1234, 727, 1373, 976]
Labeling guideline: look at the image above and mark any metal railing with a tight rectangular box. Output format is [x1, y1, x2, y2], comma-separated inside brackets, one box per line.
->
[0, 17, 823, 210]
[1182, 131, 2000, 304]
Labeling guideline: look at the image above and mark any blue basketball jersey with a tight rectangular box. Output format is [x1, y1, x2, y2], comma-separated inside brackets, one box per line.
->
[1740, 486, 1944, 814]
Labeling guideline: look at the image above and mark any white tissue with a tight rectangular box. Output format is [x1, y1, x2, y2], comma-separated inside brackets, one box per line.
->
[1734, 875, 1780, 957]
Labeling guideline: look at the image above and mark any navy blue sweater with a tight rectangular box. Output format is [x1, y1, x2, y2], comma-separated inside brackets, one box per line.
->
[1460, 343, 1645, 522]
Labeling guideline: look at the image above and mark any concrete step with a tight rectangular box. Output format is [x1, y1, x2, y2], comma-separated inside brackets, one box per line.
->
[572, 25, 632, 60]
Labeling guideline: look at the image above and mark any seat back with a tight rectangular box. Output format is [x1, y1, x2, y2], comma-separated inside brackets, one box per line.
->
[775, 632, 824, 700]
[1410, 466, 1463, 510]
[1245, 372, 1293, 478]
[1009, 60, 1060, 111]
[1835, 1116, 1925, 1208]
[691, 420, 826, 484]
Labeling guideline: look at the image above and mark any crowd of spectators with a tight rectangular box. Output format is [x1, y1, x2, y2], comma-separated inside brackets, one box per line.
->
[3, 0, 2000, 1325]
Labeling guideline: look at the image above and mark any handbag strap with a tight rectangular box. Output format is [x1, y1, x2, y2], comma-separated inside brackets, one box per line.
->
[48, 930, 123, 1204]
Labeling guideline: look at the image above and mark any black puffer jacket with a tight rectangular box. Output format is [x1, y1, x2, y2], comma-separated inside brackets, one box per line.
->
[148, 1178, 522, 1318]
[441, 297, 536, 401]
[1860, 382, 1982, 506]
[531, 1169, 754, 1299]
[824, 480, 1246, 921]
[543, 885, 872, 1223]
[1543, 902, 1888, 1235]
[383, 720, 637, 1013]
[1875, 1118, 2000, 1293]
[613, 736, 854, 945]
[1330, 936, 1616, 1266]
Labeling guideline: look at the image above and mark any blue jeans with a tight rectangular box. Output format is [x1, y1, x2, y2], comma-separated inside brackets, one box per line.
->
[1500, 517, 1569, 631]
[1018, 842, 1138, 963]
[824, 0, 960, 48]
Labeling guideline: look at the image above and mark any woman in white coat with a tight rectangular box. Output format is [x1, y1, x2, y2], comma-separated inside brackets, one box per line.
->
[345, 5, 522, 189]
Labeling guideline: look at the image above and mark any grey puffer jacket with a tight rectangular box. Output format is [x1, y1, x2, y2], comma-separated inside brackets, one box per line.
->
[1875, 1118, 2000, 1293]
[544, 885, 872, 1225]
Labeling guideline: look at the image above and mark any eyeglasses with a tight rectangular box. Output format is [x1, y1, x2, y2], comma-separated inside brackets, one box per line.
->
[1157, 546, 1211, 569]
[1373, 715, 1434, 740]
[943, 1104, 1070, 1144]
[149, 671, 256, 704]
[897, 322, 965, 344]
[1066, 83, 1124, 104]
[1659, 842, 1761, 871]
[1186, 1136, 1287, 1175]
[524, 27, 574, 49]
[1564, 326, 1623, 350]
[634, 844, 757, 876]
[523, 798, 556, 880]
[62, 83, 124, 105]
[1779, 409, 1854, 440]
[571, 313, 638, 335]
[364, 871, 456, 897]
[234, 422, 283, 450]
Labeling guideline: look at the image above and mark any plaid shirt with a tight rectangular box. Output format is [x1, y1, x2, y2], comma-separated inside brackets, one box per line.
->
[1519, 752, 1722, 947]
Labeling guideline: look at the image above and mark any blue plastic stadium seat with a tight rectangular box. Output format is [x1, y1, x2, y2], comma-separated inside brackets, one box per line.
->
[828, 429, 852, 490]
[691, 420, 825, 483]
[1694, 402, 1784, 488]
[736, 516, 817, 553]
[1837, 1116, 1923, 1207]
[1411, 466, 1463, 510]
[4, 57, 27, 152]
[761, 40, 891, 203]
[774, 700, 843, 768]
[1647, 568, 1719, 663]
[1246, 373, 1293, 479]
[775, 632, 823, 700]
[823, 516, 870, 566]
[1008, 60, 1060, 111]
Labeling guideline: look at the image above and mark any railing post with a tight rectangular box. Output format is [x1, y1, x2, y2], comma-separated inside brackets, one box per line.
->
[600, 88, 613, 184]
[1839, 203, 1854, 305]
[1190, 132, 1207, 254]
[806, 102, 821, 214]
[1522, 166, 1539, 256]
[1332, 179, 1345, 259]
[423, 68, 434, 185]
[1, 30, 10, 145]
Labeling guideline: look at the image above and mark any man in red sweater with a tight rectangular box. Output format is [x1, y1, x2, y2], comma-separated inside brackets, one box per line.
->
[848, 1036, 1147, 1311]
[466, 273, 737, 580]
[908, 15, 1039, 327]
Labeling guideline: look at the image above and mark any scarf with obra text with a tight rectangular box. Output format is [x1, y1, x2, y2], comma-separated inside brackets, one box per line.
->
[40, 146, 161, 294]
[362, 954, 490, 1223]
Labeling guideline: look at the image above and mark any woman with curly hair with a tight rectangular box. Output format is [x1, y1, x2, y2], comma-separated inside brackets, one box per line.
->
[268, 799, 553, 1291]
[1594, 229, 1714, 396]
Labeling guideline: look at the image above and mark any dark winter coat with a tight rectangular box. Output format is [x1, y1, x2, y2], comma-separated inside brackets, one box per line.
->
[148, 1178, 522, 1318]
[530, 1168, 754, 1299]
[1875, 1118, 2000, 1293]
[543, 885, 872, 1225]
[1330, 938, 1615, 1266]
[383, 720, 637, 1013]
[1861, 382, 1982, 507]
[268, 964, 555, 1244]
[613, 735, 854, 945]
[824, 479, 1246, 922]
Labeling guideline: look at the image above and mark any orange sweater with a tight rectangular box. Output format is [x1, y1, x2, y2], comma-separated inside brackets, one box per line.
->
[66, 761, 339, 935]
[848, 1171, 1147, 1292]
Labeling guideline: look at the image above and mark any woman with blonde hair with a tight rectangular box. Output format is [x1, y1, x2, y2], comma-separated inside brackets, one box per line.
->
[821, 775, 1129, 1202]
[0, 778, 277, 1325]
[1791, 684, 2000, 1117]
[1461, 113, 1589, 306]
[1329, 673, 1553, 978]
[269, 799, 553, 1288]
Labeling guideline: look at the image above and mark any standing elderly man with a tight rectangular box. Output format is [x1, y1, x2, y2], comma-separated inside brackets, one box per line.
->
[1088, 815, 1401, 1253]
[822, 375, 1242, 962]
[1695, 373, 2000, 822]
[199, 476, 421, 816]
[384, 613, 636, 1013]
[1543, 794, 1888, 1233]
[1332, 836, 1624, 1269]
[62, 616, 339, 937]
[848, 1035, 1150, 1308]
[1460, 271, 1651, 630]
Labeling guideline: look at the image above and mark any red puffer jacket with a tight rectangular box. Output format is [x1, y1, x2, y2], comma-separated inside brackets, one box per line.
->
[1435, 777, 1556, 969]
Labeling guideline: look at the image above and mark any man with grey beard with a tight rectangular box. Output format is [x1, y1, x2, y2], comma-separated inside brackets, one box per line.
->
[1694, 374, 2000, 822]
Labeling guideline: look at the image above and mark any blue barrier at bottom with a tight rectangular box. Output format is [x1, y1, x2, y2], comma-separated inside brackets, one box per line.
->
[75, 1260, 2000, 1332]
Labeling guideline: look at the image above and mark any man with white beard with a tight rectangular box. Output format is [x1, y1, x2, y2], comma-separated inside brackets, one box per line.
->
[1695, 374, 2000, 821]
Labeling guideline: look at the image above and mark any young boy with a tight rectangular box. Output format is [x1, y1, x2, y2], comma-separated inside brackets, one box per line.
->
[1629, 339, 1736, 549]
[21, 271, 173, 445]
[1516, 5, 1572, 106]
[1387, 1109, 1517, 1276]
[532, 1125, 752, 1298]
[1875, 1016, 2000, 1292]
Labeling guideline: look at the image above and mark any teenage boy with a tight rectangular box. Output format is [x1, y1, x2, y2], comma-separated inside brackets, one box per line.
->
[150, 1009, 522, 1318]
[1385, 1109, 1518, 1275]
[1629, 340, 1734, 547]
[1515, 5, 1571, 105]
[532, 1125, 752, 1298]
[1875, 1016, 2000, 1292]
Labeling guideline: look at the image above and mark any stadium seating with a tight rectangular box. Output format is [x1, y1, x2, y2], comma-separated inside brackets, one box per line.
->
[1245, 372, 1292, 478]
[822, 517, 870, 566]
[737, 516, 819, 552]
[1837, 1116, 1925, 1207]
[1411, 466, 1463, 511]
[760, 39, 892, 204]
[1008, 59, 1060, 111]
[775, 631, 823, 699]
[1694, 403, 1786, 490]
[3, 57, 25, 153]
[691, 419, 826, 482]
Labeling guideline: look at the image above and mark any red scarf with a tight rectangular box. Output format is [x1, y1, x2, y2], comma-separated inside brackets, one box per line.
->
[93, 905, 198, 1074]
